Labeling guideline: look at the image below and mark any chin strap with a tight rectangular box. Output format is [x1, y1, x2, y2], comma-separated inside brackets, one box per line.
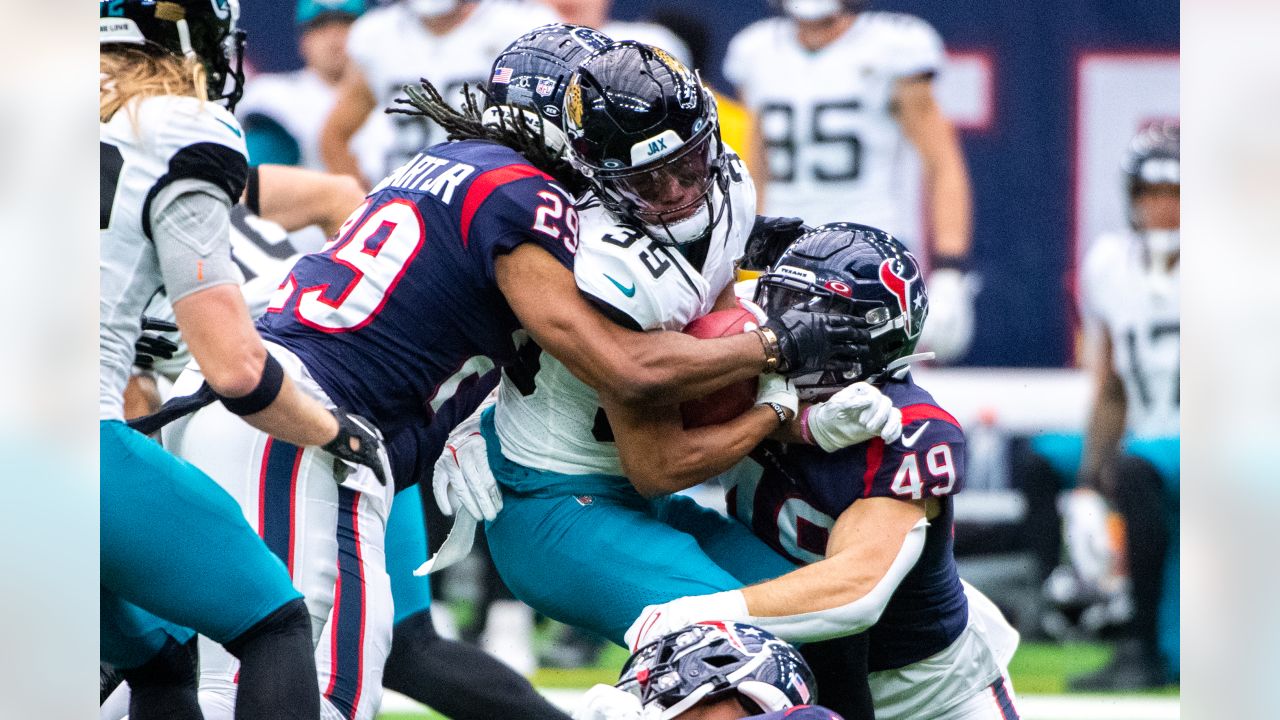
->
[876, 351, 935, 382]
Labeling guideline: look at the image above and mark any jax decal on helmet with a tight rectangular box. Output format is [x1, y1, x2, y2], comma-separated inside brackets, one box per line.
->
[99, 0, 248, 111]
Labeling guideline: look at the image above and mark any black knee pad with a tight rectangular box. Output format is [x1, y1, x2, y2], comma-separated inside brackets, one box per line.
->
[121, 635, 198, 687]
[223, 597, 311, 660]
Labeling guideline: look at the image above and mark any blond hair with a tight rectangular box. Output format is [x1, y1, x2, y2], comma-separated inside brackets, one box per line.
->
[100, 46, 207, 124]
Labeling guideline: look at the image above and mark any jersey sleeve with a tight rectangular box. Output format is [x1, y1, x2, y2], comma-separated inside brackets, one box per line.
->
[865, 404, 966, 502]
[722, 23, 763, 93]
[139, 97, 249, 238]
[344, 7, 386, 79]
[573, 225, 665, 331]
[885, 15, 946, 80]
[464, 174, 578, 284]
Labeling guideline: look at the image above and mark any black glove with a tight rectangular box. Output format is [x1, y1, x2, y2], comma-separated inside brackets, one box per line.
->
[764, 305, 871, 376]
[323, 410, 389, 486]
[134, 316, 180, 370]
[742, 216, 810, 272]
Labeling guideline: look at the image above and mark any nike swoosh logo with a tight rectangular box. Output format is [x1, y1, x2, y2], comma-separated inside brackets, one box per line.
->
[604, 273, 636, 298]
[214, 116, 243, 138]
[900, 421, 930, 448]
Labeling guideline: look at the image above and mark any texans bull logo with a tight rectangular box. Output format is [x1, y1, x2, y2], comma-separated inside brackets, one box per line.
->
[878, 257, 921, 336]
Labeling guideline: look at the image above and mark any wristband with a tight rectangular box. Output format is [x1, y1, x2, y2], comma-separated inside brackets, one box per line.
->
[799, 405, 815, 444]
[213, 353, 284, 416]
[243, 165, 261, 215]
[764, 401, 790, 425]
[931, 254, 970, 272]
[755, 327, 781, 372]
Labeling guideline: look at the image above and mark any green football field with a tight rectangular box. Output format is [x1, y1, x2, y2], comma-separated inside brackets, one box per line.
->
[375, 641, 1180, 719]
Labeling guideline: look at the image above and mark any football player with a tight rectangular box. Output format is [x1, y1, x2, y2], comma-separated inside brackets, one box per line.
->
[99, 1, 386, 717]
[1059, 121, 1180, 689]
[155, 20, 866, 719]
[724, 1, 977, 362]
[575, 622, 845, 720]
[627, 225, 1021, 720]
[432, 39, 898, 655]
[319, 0, 558, 185]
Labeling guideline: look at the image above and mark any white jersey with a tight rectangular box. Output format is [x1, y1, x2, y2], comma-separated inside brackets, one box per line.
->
[346, 0, 558, 180]
[724, 12, 944, 241]
[1081, 232, 1180, 439]
[236, 68, 387, 172]
[100, 96, 247, 420]
[494, 153, 756, 476]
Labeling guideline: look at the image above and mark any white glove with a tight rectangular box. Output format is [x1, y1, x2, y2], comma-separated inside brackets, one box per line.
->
[806, 382, 902, 452]
[432, 406, 502, 522]
[624, 590, 748, 652]
[918, 268, 979, 364]
[1059, 488, 1113, 587]
[573, 684, 643, 720]
[755, 373, 798, 417]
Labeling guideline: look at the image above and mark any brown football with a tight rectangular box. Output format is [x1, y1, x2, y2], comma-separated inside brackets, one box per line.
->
[680, 307, 760, 428]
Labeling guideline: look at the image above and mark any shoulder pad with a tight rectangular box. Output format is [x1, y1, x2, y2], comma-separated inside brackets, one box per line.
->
[867, 12, 944, 77]
[574, 222, 666, 331]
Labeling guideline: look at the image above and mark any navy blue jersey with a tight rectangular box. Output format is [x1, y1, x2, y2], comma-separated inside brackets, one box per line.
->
[385, 369, 500, 494]
[725, 373, 968, 671]
[259, 140, 578, 448]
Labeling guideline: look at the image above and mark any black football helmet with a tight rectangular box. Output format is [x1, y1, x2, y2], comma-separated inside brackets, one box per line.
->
[756, 222, 928, 397]
[616, 622, 816, 719]
[565, 41, 730, 246]
[484, 24, 612, 154]
[99, 0, 247, 111]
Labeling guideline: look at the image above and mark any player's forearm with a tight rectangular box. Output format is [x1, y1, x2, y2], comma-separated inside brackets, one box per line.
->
[923, 132, 972, 260]
[1079, 377, 1127, 492]
[608, 330, 771, 406]
[255, 164, 366, 236]
[622, 406, 779, 497]
[241, 375, 339, 447]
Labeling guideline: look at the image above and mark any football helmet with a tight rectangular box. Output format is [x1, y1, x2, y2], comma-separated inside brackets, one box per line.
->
[99, 0, 247, 111]
[484, 23, 612, 154]
[615, 622, 816, 719]
[755, 222, 928, 397]
[1123, 120, 1180, 201]
[565, 41, 730, 246]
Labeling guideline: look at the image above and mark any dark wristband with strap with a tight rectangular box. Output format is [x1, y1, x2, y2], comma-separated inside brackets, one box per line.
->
[243, 165, 261, 215]
[213, 352, 284, 416]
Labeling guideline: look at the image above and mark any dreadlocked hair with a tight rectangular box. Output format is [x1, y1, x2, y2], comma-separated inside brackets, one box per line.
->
[387, 79, 590, 197]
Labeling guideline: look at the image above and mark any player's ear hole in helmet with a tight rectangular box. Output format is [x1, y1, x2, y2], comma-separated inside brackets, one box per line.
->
[755, 222, 931, 399]
[99, 0, 248, 113]
[615, 622, 817, 720]
[565, 41, 732, 247]
[481, 24, 613, 160]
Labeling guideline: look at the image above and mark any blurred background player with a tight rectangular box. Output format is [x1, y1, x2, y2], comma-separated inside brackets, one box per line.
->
[236, 0, 384, 170]
[723, 0, 977, 363]
[1020, 121, 1180, 690]
[629, 224, 1021, 720]
[542, 0, 691, 67]
[99, 0, 388, 717]
[319, 0, 558, 186]
[574, 622, 844, 720]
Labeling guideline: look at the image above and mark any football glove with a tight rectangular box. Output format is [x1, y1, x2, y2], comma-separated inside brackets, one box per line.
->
[742, 215, 810, 272]
[433, 408, 502, 522]
[918, 269, 979, 364]
[1059, 487, 1114, 587]
[572, 684, 644, 720]
[755, 373, 799, 418]
[134, 316, 180, 370]
[324, 410, 389, 486]
[807, 382, 903, 451]
[764, 307, 871, 376]
[625, 591, 749, 652]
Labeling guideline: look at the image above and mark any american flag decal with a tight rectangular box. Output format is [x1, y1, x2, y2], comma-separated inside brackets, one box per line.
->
[491, 67, 514, 84]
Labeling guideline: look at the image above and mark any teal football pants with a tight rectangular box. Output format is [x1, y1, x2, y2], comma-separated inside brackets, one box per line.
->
[386, 485, 433, 625]
[100, 420, 302, 669]
[479, 409, 797, 646]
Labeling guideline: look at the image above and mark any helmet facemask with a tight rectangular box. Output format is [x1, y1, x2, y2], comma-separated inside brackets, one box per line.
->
[586, 110, 731, 246]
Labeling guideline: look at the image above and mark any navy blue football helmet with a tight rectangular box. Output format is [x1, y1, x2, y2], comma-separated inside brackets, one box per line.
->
[756, 222, 928, 396]
[615, 622, 816, 719]
[484, 23, 612, 154]
[565, 41, 730, 246]
[99, 0, 247, 111]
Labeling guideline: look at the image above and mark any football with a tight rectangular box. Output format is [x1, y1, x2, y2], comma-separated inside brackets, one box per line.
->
[679, 307, 760, 428]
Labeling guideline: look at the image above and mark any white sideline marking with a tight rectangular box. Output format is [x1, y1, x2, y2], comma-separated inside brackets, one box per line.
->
[379, 689, 1180, 719]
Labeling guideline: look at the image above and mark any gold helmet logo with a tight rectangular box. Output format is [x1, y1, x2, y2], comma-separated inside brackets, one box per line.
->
[565, 79, 583, 128]
[649, 46, 688, 76]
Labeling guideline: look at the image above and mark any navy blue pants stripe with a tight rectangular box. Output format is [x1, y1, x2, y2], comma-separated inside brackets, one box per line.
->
[258, 438, 302, 571]
[324, 486, 366, 719]
[990, 676, 1019, 719]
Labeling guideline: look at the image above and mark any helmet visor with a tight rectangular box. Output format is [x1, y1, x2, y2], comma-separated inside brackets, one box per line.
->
[597, 129, 719, 228]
